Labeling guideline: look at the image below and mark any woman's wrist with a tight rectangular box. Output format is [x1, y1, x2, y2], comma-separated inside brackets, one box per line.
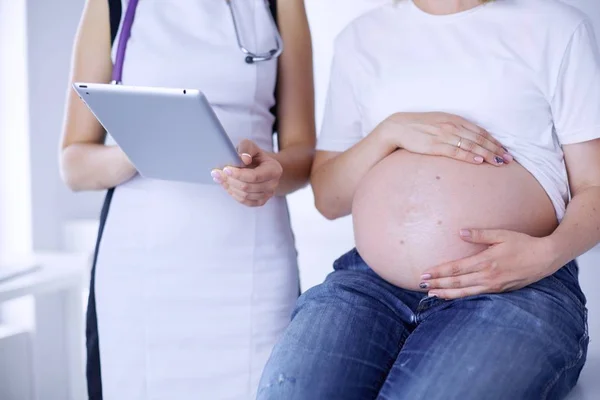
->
[372, 121, 401, 155]
[540, 233, 570, 274]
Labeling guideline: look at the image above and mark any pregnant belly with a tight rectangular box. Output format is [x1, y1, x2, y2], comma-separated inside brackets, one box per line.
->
[352, 151, 557, 291]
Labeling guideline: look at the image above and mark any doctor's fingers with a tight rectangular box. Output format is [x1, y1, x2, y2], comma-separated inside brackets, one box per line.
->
[224, 159, 282, 183]
[224, 177, 277, 193]
[227, 186, 273, 205]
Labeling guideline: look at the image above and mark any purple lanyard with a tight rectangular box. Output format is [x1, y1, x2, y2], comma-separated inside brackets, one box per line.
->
[111, 0, 140, 84]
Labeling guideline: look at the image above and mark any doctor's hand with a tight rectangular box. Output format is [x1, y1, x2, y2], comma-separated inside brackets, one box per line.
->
[211, 139, 283, 207]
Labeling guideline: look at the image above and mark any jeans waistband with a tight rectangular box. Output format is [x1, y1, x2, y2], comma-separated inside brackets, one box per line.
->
[333, 248, 586, 307]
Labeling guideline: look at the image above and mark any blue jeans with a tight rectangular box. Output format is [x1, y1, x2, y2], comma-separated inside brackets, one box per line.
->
[257, 248, 589, 400]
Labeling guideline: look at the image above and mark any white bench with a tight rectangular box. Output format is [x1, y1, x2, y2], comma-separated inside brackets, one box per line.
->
[0, 253, 88, 400]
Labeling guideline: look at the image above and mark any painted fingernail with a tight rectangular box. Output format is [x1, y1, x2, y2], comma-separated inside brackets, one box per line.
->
[429, 292, 439, 298]
[419, 282, 429, 289]
[474, 156, 484, 163]
[459, 229, 471, 237]
[494, 156, 504, 164]
[503, 153, 513, 162]
[211, 171, 222, 183]
[223, 167, 232, 176]
[420, 274, 432, 280]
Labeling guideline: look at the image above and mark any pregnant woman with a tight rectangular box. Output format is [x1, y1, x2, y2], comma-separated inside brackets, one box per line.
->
[257, 0, 600, 399]
[60, 0, 314, 398]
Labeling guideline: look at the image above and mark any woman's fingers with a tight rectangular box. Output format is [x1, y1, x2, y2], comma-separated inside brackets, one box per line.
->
[473, 127, 506, 152]
[434, 144, 485, 165]
[460, 127, 505, 156]
[447, 115, 500, 146]
[455, 119, 502, 148]
[445, 115, 511, 161]
[447, 135, 506, 166]
[463, 127, 512, 163]
[438, 122, 511, 166]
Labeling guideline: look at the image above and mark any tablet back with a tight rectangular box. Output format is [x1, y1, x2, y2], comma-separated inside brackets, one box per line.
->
[74, 83, 242, 184]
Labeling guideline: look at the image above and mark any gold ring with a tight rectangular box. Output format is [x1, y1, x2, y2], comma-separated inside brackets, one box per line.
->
[457, 138, 463, 149]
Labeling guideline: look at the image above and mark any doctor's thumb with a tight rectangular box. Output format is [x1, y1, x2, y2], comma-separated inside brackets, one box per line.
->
[237, 139, 260, 165]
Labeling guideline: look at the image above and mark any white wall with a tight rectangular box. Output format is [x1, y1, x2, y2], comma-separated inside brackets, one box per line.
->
[0, 0, 32, 261]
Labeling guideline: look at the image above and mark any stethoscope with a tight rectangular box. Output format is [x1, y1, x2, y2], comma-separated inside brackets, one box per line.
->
[112, 0, 283, 84]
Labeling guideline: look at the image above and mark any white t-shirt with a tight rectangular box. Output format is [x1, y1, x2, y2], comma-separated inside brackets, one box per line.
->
[317, 0, 600, 221]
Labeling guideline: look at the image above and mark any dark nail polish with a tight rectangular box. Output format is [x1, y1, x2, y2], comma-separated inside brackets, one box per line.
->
[494, 156, 504, 164]
[419, 282, 429, 289]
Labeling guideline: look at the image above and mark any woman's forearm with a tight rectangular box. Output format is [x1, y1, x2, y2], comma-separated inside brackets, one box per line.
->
[311, 128, 396, 220]
[546, 186, 600, 268]
[60, 143, 136, 191]
[270, 144, 314, 196]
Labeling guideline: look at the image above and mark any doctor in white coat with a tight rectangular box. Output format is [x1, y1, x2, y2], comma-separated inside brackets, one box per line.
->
[59, 0, 315, 399]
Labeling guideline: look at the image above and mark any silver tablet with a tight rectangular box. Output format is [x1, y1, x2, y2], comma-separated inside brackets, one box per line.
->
[73, 83, 242, 184]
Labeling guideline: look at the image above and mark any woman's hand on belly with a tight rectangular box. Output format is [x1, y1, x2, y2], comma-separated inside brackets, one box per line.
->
[211, 139, 282, 207]
[380, 112, 512, 166]
[420, 228, 558, 299]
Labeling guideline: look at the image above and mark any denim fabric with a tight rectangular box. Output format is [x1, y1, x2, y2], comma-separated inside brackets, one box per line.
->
[257, 248, 589, 400]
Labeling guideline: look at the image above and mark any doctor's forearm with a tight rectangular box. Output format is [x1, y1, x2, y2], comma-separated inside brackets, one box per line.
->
[60, 143, 136, 191]
[270, 145, 315, 196]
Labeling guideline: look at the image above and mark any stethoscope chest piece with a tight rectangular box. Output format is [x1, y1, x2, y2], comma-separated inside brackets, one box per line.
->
[228, 0, 283, 64]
